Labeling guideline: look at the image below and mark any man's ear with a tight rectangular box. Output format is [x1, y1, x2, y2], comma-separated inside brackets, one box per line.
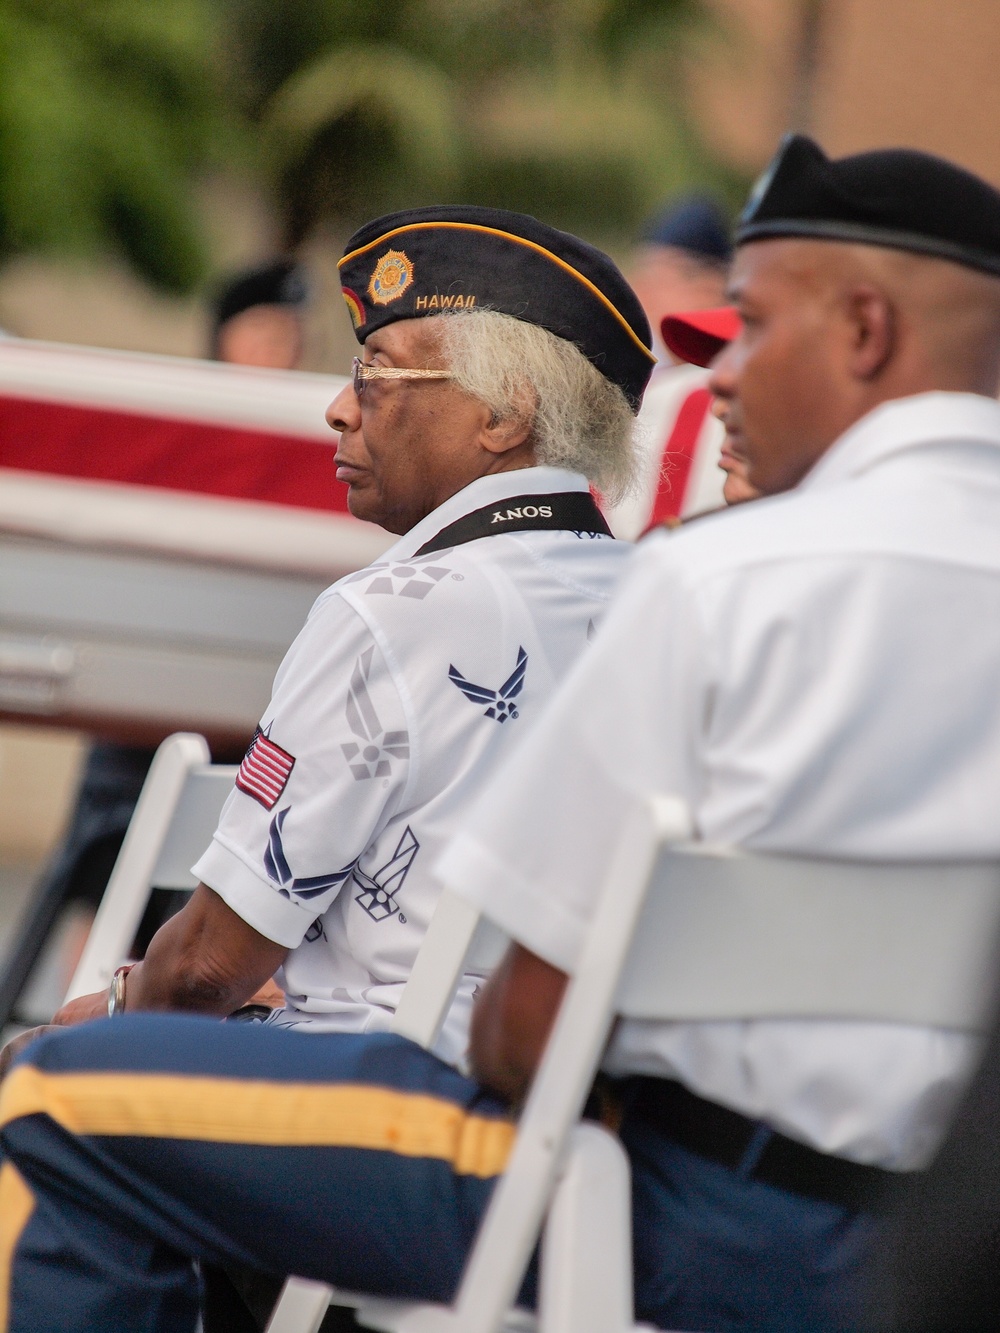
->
[846, 285, 895, 381]
[481, 409, 534, 457]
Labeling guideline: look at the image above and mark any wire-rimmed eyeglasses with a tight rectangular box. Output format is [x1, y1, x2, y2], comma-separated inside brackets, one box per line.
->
[351, 356, 453, 401]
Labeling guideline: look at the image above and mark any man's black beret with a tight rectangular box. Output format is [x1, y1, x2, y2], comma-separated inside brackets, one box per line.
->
[338, 205, 655, 411]
[737, 134, 1000, 278]
[213, 258, 309, 332]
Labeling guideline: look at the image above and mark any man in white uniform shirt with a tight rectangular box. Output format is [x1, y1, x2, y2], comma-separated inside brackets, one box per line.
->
[38, 207, 649, 1062]
[0, 207, 652, 1328]
[434, 138, 1000, 1330]
[8, 142, 1000, 1332]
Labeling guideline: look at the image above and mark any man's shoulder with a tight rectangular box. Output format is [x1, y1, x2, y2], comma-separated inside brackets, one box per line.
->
[645, 446, 1000, 610]
[645, 488, 814, 581]
[335, 546, 479, 605]
[647, 456, 940, 581]
[355, 526, 625, 585]
[330, 543, 513, 651]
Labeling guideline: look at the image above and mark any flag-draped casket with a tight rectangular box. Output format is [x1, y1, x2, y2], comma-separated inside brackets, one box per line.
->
[0, 339, 390, 745]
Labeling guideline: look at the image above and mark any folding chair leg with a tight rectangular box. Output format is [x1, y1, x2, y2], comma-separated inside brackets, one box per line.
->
[538, 1123, 634, 1333]
[264, 1276, 335, 1333]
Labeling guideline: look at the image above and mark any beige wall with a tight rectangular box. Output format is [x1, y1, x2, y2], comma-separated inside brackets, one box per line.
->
[687, 0, 802, 171]
[0, 724, 84, 860]
[813, 0, 1000, 180]
[691, 0, 1000, 185]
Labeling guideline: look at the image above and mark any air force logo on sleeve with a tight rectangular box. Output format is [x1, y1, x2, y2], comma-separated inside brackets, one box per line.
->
[263, 806, 419, 922]
[449, 646, 527, 722]
[264, 807, 355, 901]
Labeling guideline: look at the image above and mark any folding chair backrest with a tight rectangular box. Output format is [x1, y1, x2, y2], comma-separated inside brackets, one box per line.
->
[447, 795, 1000, 1333]
[618, 844, 1000, 1029]
[391, 889, 508, 1049]
[64, 733, 238, 1001]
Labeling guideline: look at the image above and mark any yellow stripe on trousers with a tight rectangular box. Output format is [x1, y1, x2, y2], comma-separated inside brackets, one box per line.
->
[0, 1065, 515, 1179]
[0, 1163, 35, 1333]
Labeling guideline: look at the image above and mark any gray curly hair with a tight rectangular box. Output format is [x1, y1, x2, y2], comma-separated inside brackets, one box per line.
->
[436, 307, 640, 504]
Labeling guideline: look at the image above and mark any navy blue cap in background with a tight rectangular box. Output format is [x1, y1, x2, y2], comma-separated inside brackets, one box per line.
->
[641, 194, 733, 264]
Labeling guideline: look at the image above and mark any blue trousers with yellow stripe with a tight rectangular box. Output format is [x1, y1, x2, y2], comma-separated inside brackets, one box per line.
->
[0, 1016, 877, 1332]
[0, 1017, 513, 1333]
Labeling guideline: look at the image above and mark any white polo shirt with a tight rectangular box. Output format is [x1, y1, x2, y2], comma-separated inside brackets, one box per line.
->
[438, 393, 1000, 1169]
[193, 466, 631, 1063]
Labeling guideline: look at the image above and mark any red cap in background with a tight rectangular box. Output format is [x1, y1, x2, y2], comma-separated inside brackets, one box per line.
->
[660, 306, 742, 367]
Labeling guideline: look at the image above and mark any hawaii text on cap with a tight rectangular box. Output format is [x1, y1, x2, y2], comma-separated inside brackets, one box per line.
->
[736, 134, 1000, 278]
[338, 205, 655, 411]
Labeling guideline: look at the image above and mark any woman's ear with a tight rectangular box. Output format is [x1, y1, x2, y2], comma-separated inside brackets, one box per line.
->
[846, 285, 896, 381]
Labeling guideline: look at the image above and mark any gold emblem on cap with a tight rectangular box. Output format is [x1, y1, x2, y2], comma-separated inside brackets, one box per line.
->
[368, 249, 414, 305]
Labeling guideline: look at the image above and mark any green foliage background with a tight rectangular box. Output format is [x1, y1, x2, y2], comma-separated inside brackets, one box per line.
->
[0, 0, 738, 293]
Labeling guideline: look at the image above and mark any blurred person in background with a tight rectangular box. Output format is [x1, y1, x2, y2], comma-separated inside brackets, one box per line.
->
[16, 259, 310, 1011]
[629, 195, 733, 353]
[209, 258, 308, 368]
[654, 304, 759, 512]
[608, 194, 734, 536]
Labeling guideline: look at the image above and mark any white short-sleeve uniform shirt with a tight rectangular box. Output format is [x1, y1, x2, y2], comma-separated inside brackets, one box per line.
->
[438, 393, 1000, 1169]
[193, 466, 631, 1063]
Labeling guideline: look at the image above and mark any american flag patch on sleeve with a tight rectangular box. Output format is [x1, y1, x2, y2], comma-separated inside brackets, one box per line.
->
[236, 727, 296, 809]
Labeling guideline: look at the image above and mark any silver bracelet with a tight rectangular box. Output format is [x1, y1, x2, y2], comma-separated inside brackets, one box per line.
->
[107, 964, 133, 1018]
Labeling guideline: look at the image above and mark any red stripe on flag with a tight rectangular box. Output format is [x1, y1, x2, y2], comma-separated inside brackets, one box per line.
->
[236, 733, 296, 809]
[647, 387, 713, 528]
[0, 396, 350, 513]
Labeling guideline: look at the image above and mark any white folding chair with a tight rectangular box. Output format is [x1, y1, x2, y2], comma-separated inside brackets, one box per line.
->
[267, 886, 511, 1333]
[64, 732, 238, 1002]
[267, 796, 1000, 1333]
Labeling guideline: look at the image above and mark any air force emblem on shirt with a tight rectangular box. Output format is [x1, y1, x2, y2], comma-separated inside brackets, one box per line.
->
[343, 550, 454, 600]
[264, 807, 355, 901]
[353, 826, 420, 920]
[342, 646, 410, 780]
[449, 646, 527, 722]
[264, 808, 418, 921]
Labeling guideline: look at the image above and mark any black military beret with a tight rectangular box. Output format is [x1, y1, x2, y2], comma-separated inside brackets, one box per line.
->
[338, 205, 655, 411]
[737, 134, 1000, 278]
[213, 258, 309, 332]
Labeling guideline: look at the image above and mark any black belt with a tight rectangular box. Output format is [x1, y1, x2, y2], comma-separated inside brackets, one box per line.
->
[623, 1078, 912, 1214]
